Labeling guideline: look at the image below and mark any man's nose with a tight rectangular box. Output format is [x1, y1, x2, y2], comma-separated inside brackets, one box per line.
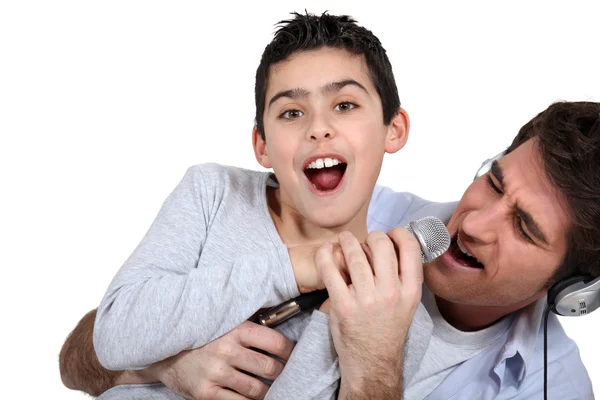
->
[306, 112, 336, 142]
[461, 203, 504, 244]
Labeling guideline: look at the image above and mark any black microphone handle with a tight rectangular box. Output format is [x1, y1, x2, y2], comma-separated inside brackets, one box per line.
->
[295, 289, 329, 310]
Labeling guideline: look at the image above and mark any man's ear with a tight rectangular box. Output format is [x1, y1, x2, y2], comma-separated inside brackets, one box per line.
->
[384, 108, 410, 154]
[252, 126, 272, 168]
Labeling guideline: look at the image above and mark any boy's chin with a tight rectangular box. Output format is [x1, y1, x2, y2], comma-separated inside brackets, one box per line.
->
[304, 205, 365, 230]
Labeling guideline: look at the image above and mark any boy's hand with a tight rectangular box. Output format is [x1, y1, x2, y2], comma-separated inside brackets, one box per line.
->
[316, 229, 424, 399]
[146, 321, 294, 400]
[289, 243, 349, 293]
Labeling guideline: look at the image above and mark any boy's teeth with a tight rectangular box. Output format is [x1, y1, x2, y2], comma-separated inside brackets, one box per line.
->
[457, 233, 474, 258]
[307, 157, 343, 169]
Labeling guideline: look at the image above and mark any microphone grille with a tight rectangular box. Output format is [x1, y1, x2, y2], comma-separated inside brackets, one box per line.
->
[406, 216, 451, 263]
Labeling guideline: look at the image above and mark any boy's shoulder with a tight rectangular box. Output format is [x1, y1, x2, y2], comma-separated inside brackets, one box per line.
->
[186, 162, 269, 180]
[184, 163, 272, 190]
[179, 164, 275, 213]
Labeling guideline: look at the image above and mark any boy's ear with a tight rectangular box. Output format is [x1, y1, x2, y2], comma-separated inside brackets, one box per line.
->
[252, 126, 272, 168]
[384, 108, 410, 154]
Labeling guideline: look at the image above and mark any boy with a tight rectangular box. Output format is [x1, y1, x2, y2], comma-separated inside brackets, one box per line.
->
[63, 12, 451, 399]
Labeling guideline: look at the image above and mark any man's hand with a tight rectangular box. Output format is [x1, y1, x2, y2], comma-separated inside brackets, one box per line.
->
[316, 229, 424, 400]
[60, 309, 293, 400]
[146, 320, 294, 400]
[289, 243, 349, 293]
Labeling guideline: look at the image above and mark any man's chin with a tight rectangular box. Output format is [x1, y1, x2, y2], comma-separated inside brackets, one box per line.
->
[423, 267, 468, 302]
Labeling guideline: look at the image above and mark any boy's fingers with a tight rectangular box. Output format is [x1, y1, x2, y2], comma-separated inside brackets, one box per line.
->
[338, 232, 374, 295]
[316, 242, 350, 305]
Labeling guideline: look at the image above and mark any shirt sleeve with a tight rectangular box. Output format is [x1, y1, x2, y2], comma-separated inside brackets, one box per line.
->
[368, 184, 458, 232]
[98, 384, 185, 400]
[266, 310, 340, 400]
[94, 165, 299, 370]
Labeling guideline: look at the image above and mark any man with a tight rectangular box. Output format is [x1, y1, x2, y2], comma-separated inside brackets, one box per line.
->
[314, 100, 598, 399]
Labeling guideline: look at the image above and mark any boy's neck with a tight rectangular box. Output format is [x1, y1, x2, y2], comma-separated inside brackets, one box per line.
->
[266, 187, 369, 247]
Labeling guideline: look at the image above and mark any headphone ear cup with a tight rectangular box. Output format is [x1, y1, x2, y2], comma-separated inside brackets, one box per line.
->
[547, 275, 589, 312]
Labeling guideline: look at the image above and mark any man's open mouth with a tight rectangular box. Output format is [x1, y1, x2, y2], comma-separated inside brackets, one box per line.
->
[303, 156, 348, 192]
[449, 233, 485, 269]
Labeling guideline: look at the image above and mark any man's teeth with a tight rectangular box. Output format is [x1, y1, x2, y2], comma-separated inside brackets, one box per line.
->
[307, 157, 341, 169]
[457, 233, 475, 258]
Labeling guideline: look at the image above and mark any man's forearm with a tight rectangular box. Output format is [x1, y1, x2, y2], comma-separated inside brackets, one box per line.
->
[59, 308, 156, 396]
[338, 358, 403, 400]
[338, 376, 402, 400]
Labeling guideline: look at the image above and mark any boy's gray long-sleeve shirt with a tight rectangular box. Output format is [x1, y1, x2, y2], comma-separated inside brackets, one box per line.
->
[94, 164, 301, 370]
[95, 164, 457, 399]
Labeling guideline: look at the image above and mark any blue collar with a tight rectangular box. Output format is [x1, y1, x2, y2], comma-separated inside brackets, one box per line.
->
[493, 298, 546, 388]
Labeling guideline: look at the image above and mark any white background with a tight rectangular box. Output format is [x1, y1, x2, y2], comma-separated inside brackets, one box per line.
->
[1, 1, 599, 398]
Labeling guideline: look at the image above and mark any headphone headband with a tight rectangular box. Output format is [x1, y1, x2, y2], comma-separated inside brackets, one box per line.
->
[473, 150, 506, 181]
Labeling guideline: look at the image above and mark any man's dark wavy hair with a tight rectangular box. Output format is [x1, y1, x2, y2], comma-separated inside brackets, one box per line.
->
[506, 101, 600, 287]
[254, 11, 400, 139]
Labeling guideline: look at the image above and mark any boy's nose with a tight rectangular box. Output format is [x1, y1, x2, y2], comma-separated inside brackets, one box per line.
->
[306, 114, 336, 141]
[309, 131, 333, 141]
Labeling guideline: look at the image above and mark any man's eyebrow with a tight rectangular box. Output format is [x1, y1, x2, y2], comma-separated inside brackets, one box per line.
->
[493, 161, 549, 245]
[321, 79, 369, 96]
[268, 88, 310, 109]
[491, 160, 504, 186]
[516, 206, 549, 245]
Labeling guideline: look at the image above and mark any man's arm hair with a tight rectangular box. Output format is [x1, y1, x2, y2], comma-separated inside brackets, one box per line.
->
[58, 309, 158, 397]
[59, 308, 126, 396]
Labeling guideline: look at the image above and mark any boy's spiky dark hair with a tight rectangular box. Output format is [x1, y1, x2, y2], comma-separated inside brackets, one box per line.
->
[254, 11, 400, 139]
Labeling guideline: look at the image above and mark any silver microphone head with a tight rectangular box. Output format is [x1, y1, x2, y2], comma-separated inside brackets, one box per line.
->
[405, 216, 451, 263]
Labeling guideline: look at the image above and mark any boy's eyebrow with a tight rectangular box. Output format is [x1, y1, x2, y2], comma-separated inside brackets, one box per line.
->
[268, 88, 310, 109]
[267, 79, 369, 109]
[321, 79, 369, 96]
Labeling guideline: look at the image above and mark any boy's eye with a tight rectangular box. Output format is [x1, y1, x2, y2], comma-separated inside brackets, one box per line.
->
[334, 102, 357, 112]
[279, 109, 304, 120]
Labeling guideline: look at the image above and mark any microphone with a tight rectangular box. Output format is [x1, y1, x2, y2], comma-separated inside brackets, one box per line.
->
[257, 216, 451, 327]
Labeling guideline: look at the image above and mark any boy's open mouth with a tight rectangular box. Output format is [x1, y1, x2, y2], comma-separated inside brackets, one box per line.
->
[303, 156, 348, 192]
[449, 233, 484, 269]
